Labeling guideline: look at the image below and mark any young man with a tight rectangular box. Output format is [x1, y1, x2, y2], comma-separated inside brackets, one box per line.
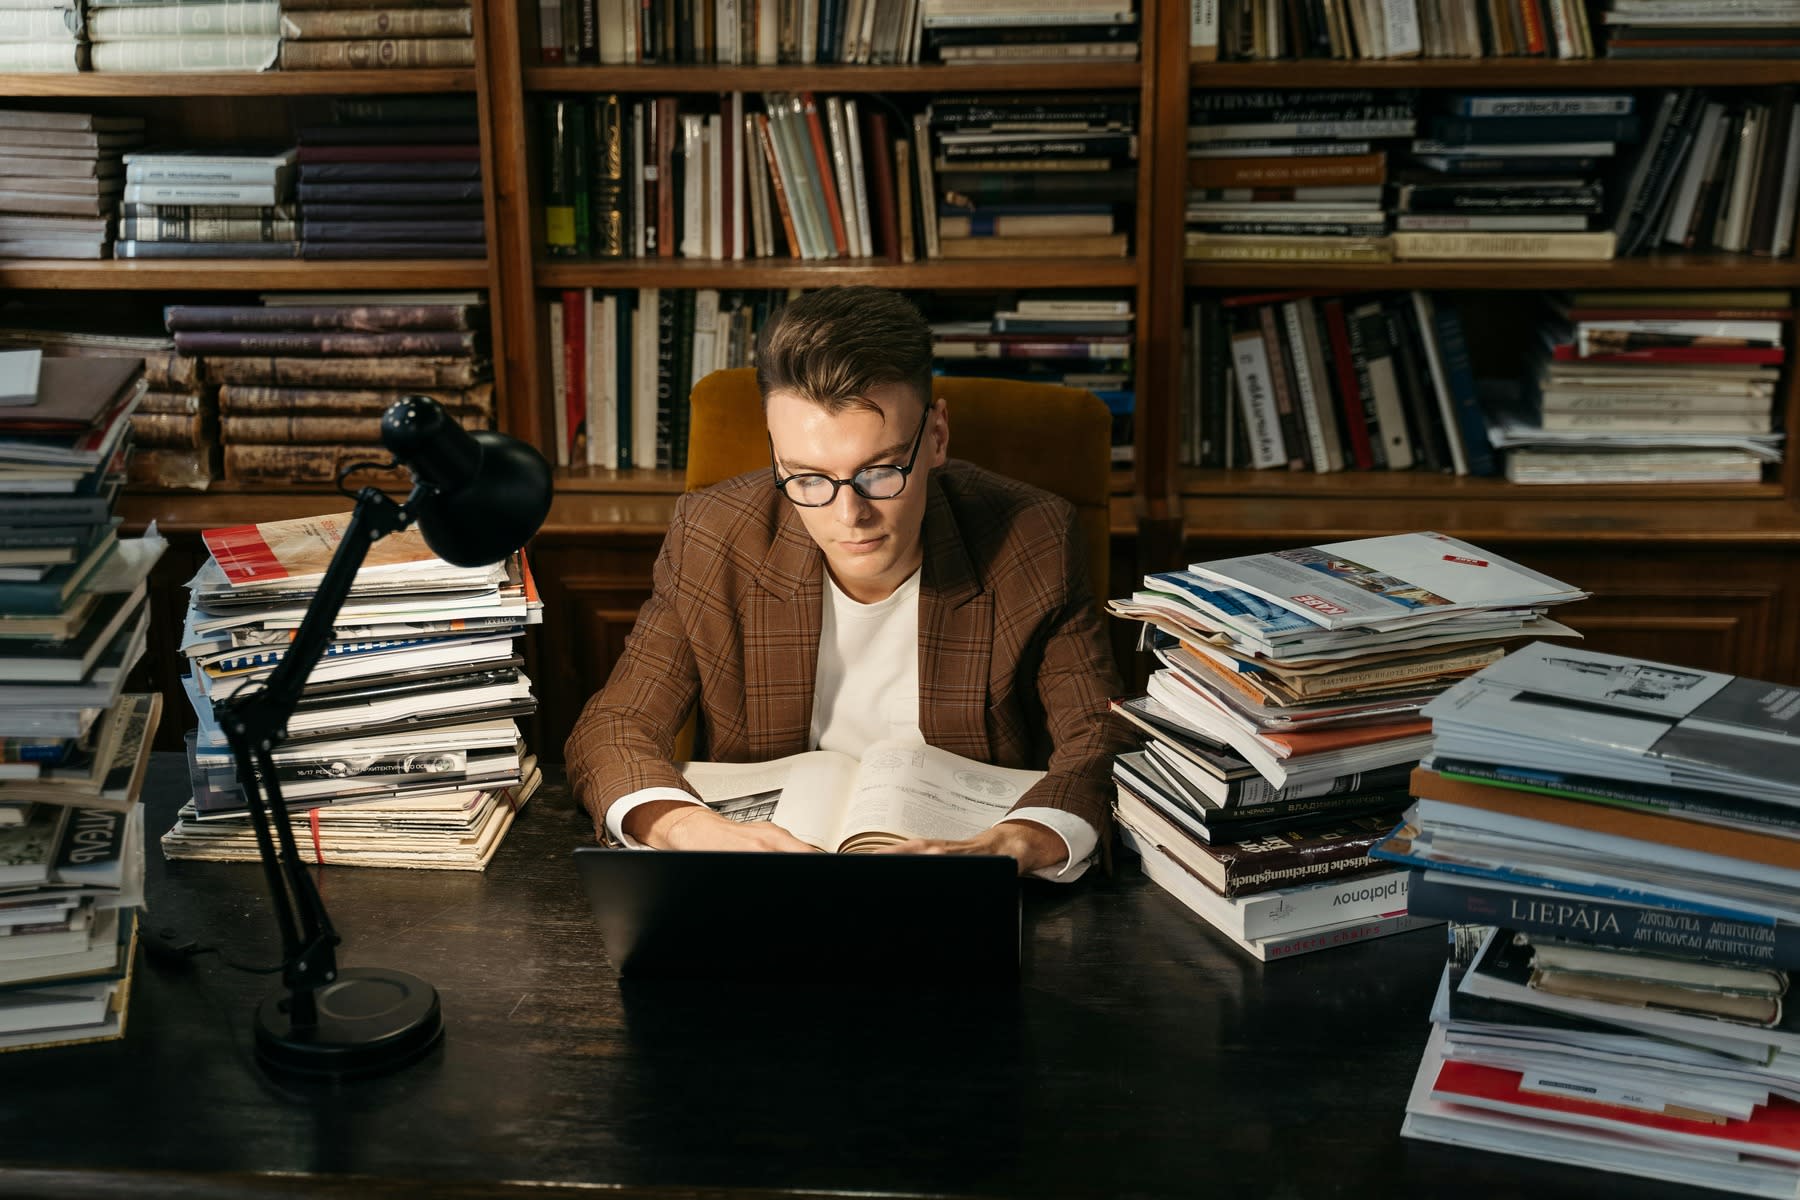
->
[564, 287, 1130, 878]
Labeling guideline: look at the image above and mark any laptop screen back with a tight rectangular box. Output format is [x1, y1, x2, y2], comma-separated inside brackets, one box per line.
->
[573, 848, 1020, 982]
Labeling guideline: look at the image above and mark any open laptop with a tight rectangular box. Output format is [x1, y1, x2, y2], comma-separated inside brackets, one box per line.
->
[572, 848, 1020, 982]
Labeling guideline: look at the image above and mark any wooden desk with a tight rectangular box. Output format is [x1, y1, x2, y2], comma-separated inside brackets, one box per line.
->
[0, 756, 1714, 1199]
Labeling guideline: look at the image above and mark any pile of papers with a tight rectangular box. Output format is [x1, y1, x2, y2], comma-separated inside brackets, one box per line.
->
[159, 509, 542, 871]
[1106, 531, 1588, 960]
[1381, 643, 1800, 1195]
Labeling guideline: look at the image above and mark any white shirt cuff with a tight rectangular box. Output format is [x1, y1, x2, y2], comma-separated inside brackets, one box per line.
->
[1000, 807, 1098, 883]
[606, 786, 706, 847]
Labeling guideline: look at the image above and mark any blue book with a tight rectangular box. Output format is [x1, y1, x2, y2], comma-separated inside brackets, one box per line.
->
[1426, 298, 1498, 476]
[1447, 94, 1634, 118]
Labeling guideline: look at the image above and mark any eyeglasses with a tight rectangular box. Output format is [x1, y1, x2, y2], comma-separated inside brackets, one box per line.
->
[769, 408, 930, 508]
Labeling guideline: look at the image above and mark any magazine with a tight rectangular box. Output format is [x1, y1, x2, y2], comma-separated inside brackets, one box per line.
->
[1182, 532, 1588, 632]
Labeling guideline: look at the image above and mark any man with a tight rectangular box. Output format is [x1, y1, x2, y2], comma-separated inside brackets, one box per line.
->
[565, 287, 1130, 879]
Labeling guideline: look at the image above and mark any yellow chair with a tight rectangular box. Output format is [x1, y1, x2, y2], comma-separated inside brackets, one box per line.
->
[686, 366, 1114, 605]
[675, 366, 1116, 762]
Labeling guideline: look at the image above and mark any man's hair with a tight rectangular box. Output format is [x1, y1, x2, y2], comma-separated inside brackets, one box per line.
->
[754, 286, 933, 418]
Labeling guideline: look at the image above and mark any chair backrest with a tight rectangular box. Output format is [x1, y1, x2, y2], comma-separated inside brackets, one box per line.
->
[685, 367, 1113, 605]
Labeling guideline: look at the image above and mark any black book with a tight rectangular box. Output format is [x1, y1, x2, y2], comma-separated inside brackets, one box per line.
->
[300, 220, 487, 242]
[296, 180, 486, 204]
[590, 92, 627, 259]
[300, 241, 485, 259]
[115, 240, 299, 258]
[928, 23, 1138, 46]
[297, 202, 485, 221]
[1384, 299, 1452, 474]
[671, 288, 694, 470]
[298, 123, 479, 146]
[654, 289, 677, 468]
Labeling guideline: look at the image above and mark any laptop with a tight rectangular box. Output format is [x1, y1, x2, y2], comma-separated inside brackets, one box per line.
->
[572, 848, 1020, 982]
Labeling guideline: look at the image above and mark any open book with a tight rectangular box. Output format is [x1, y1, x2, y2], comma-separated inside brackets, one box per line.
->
[678, 739, 1045, 855]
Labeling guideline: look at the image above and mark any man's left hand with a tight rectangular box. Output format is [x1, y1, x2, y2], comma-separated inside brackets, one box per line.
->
[872, 819, 1067, 877]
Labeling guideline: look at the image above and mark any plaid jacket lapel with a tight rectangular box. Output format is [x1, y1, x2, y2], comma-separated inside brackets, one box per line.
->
[918, 479, 993, 762]
[745, 501, 822, 759]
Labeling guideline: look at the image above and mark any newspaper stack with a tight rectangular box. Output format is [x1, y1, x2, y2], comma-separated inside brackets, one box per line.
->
[1377, 643, 1800, 1195]
[159, 509, 542, 870]
[1105, 531, 1588, 960]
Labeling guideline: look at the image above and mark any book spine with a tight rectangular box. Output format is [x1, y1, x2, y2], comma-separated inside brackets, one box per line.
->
[298, 161, 483, 181]
[116, 240, 301, 258]
[223, 412, 483, 443]
[129, 411, 210, 448]
[172, 331, 478, 356]
[223, 444, 412, 487]
[123, 203, 296, 221]
[1188, 154, 1385, 188]
[90, 36, 277, 71]
[1321, 298, 1374, 470]
[1406, 870, 1800, 970]
[1235, 867, 1411, 937]
[122, 182, 280, 206]
[1256, 305, 1308, 470]
[119, 216, 294, 242]
[280, 7, 473, 37]
[296, 181, 485, 204]
[204, 358, 483, 388]
[1228, 325, 1285, 469]
[164, 304, 480, 332]
[217, 382, 493, 415]
[278, 37, 475, 69]
[299, 220, 487, 242]
[125, 160, 287, 186]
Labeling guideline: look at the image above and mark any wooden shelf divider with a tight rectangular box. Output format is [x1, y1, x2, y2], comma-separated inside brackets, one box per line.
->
[1191, 58, 1800, 88]
[0, 260, 493, 290]
[0, 69, 478, 96]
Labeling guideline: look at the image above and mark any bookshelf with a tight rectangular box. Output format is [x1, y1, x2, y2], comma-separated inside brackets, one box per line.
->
[47, 0, 1800, 752]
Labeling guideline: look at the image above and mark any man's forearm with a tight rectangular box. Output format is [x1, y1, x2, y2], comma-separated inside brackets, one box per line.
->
[622, 798, 711, 848]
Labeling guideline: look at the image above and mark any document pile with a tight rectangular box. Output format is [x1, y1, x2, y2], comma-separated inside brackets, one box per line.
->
[0, 359, 163, 1051]
[1379, 644, 1800, 1196]
[1105, 531, 1587, 960]
[160, 509, 542, 870]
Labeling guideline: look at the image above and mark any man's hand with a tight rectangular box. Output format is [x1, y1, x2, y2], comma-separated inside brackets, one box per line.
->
[872, 819, 1067, 877]
[622, 799, 822, 853]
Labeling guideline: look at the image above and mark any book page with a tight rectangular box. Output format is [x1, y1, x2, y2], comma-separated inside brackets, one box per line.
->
[678, 750, 860, 851]
[833, 740, 1045, 855]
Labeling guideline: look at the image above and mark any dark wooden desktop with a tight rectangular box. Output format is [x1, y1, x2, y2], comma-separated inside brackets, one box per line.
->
[0, 756, 1716, 1200]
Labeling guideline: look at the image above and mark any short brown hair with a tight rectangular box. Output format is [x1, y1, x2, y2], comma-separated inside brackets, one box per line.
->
[754, 286, 933, 417]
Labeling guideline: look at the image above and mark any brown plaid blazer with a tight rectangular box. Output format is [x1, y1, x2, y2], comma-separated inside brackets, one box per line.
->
[564, 459, 1133, 841]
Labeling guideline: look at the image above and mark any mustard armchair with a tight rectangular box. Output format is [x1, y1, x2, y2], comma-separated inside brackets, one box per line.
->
[686, 367, 1114, 606]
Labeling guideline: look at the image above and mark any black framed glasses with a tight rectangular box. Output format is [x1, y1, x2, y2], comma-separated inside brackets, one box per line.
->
[770, 408, 930, 507]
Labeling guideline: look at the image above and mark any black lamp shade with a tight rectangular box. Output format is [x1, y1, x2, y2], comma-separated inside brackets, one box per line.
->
[381, 397, 553, 567]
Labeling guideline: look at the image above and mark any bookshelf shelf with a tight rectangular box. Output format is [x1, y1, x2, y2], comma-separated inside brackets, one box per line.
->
[1179, 468, 1788, 503]
[1179, 489, 1800, 543]
[0, 260, 493, 290]
[524, 63, 1143, 94]
[536, 257, 1140, 289]
[0, 69, 479, 97]
[1183, 255, 1800, 290]
[1189, 59, 1800, 89]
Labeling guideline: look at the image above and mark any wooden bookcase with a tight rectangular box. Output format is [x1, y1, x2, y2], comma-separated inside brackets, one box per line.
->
[6, 0, 1792, 756]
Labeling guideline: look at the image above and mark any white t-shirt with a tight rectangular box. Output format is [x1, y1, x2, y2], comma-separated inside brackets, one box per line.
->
[607, 569, 1099, 880]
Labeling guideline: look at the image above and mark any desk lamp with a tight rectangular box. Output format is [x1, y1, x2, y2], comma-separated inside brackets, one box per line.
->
[210, 396, 552, 1080]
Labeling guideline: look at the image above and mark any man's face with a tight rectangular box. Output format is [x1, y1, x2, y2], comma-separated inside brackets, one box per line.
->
[765, 381, 947, 605]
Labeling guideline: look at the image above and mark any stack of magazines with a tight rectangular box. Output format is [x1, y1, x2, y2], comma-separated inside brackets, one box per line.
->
[160, 509, 542, 871]
[1106, 531, 1588, 960]
[1383, 643, 1800, 1194]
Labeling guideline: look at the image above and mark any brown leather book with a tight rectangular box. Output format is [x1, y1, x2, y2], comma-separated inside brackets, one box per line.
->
[864, 108, 900, 261]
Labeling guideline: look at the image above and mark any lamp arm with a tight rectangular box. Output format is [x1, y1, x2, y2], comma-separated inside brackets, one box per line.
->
[211, 484, 420, 1028]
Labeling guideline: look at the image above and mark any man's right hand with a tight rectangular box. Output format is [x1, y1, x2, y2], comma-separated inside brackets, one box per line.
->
[623, 800, 822, 853]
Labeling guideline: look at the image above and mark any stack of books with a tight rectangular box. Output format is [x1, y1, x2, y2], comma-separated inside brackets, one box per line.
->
[0, 305, 217, 490]
[279, 0, 475, 70]
[929, 296, 1134, 463]
[86, 0, 278, 72]
[116, 147, 298, 259]
[0, 0, 82, 72]
[921, 0, 1139, 64]
[297, 101, 485, 260]
[1381, 643, 1800, 1195]
[160, 510, 543, 871]
[542, 0, 925, 63]
[1395, 92, 1632, 262]
[1603, 0, 1800, 57]
[927, 93, 1137, 259]
[169, 292, 493, 487]
[0, 108, 142, 257]
[1489, 289, 1786, 485]
[1185, 89, 1412, 264]
[1106, 532, 1589, 959]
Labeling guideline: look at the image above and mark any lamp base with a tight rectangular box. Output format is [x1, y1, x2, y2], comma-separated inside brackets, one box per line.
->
[254, 966, 443, 1080]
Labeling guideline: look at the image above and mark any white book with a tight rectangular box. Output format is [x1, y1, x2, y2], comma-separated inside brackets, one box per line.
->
[547, 299, 567, 468]
[743, 111, 771, 259]
[1380, 0, 1421, 55]
[121, 181, 283, 206]
[1190, 0, 1219, 59]
[0, 348, 40, 407]
[718, 0, 738, 63]
[844, 98, 872, 261]
[1721, 103, 1767, 253]
[633, 288, 659, 469]
[912, 110, 940, 258]
[1228, 327, 1284, 469]
[706, 112, 724, 260]
[1280, 301, 1335, 474]
[679, 114, 706, 259]
[690, 289, 719, 389]
[585, 288, 602, 467]
[824, 97, 860, 257]
[756, 0, 778, 62]
[1661, 100, 1725, 247]
[597, 0, 625, 61]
